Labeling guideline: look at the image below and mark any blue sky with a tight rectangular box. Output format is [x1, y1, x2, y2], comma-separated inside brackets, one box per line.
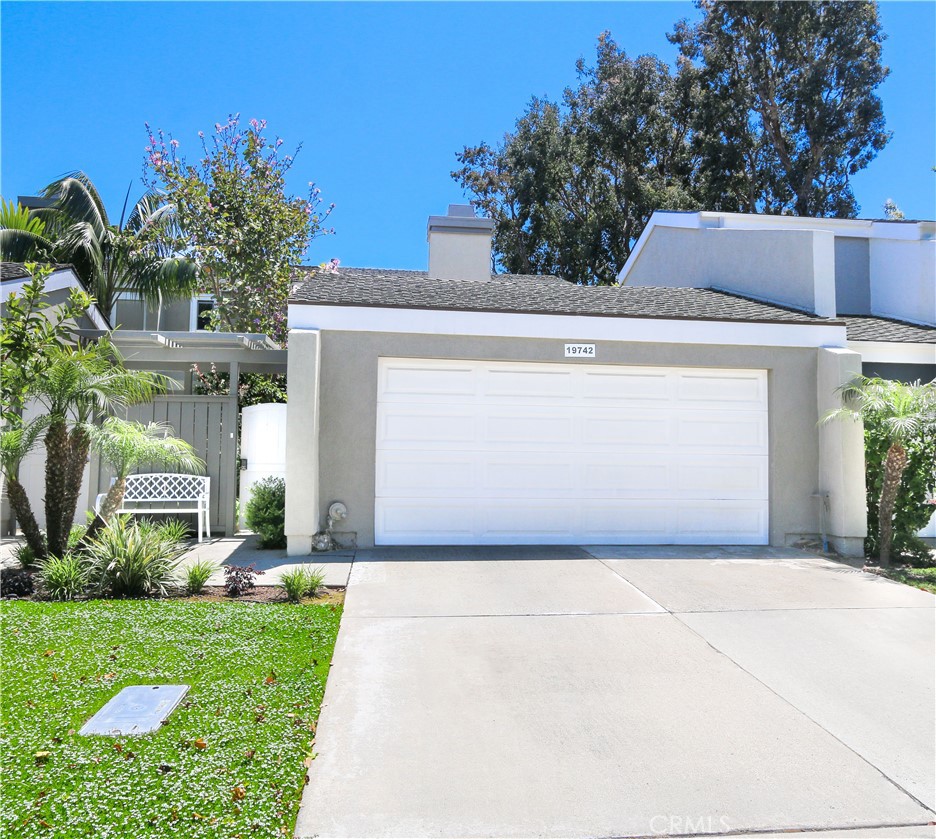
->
[2, 1, 934, 271]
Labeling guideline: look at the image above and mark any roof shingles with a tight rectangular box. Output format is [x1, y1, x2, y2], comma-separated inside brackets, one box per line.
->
[289, 266, 833, 326]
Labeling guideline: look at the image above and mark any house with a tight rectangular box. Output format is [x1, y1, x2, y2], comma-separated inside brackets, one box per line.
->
[617, 210, 936, 536]
[283, 205, 872, 556]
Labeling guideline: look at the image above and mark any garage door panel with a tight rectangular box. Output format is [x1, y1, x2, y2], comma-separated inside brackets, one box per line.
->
[582, 369, 672, 403]
[676, 412, 766, 452]
[582, 411, 675, 447]
[676, 457, 768, 499]
[379, 362, 477, 402]
[377, 451, 478, 496]
[483, 367, 576, 401]
[483, 456, 576, 495]
[377, 405, 477, 447]
[485, 411, 575, 446]
[376, 359, 769, 545]
[677, 502, 767, 543]
[676, 371, 767, 408]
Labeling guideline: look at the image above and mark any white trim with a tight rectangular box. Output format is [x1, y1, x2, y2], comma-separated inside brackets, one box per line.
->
[189, 294, 215, 331]
[2, 268, 110, 329]
[289, 303, 847, 349]
[848, 341, 936, 365]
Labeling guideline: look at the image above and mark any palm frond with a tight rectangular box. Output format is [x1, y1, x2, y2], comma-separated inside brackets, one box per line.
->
[0, 228, 55, 263]
[0, 415, 50, 476]
[41, 172, 109, 233]
[87, 417, 204, 478]
[0, 199, 47, 235]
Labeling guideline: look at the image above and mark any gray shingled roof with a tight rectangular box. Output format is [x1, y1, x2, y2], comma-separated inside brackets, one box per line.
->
[843, 315, 936, 344]
[1, 262, 75, 282]
[289, 266, 834, 326]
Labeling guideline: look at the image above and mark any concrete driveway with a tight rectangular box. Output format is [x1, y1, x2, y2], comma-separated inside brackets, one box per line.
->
[296, 546, 935, 839]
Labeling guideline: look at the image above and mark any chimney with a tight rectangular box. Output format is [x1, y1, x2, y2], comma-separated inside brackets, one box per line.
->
[427, 204, 494, 281]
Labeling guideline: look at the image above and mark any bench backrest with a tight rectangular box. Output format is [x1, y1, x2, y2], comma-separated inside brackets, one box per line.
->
[122, 473, 208, 503]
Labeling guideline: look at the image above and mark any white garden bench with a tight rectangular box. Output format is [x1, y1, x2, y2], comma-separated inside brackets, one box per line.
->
[95, 473, 211, 542]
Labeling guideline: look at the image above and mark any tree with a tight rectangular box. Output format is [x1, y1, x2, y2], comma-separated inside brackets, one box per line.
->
[454, 34, 700, 285]
[143, 115, 334, 344]
[670, 1, 890, 217]
[84, 418, 203, 537]
[1, 263, 91, 427]
[823, 377, 936, 567]
[0, 417, 50, 557]
[27, 340, 170, 558]
[33, 172, 198, 320]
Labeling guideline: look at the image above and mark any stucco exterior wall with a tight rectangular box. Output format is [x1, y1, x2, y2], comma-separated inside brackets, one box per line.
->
[869, 238, 936, 326]
[624, 226, 836, 317]
[287, 330, 835, 551]
[111, 296, 191, 331]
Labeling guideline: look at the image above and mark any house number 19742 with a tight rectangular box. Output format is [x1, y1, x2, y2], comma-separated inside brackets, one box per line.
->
[564, 344, 596, 358]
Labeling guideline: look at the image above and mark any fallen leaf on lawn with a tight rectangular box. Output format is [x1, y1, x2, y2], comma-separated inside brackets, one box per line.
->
[192, 812, 203, 820]
[34, 751, 51, 764]
[244, 749, 256, 761]
[113, 743, 123, 752]
[158, 764, 174, 774]
[42, 650, 54, 657]
[232, 786, 246, 801]
[170, 809, 179, 822]
[193, 737, 207, 749]
[264, 670, 276, 685]
[102, 673, 115, 680]
[233, 805, 242, 816]
[124, 751, 135, 761]
[39, 820, 51, 829]
[51, 673, 57, 682]
[67, 729, 75, 737]
[91, 756, 101, 764]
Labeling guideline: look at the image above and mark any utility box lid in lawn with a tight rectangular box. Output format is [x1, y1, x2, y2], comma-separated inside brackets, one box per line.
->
[79, 685, 190, 736]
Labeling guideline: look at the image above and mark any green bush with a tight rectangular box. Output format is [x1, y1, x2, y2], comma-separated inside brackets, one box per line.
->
[245, 477, 286, 549]
[864, 417, 936, 566]
[84, 515, 187, 597]
[38, 554, 89, 601]
[12, 542, 36, 569]
[280, 566, 325, 603]
[183, 558, 217, 594]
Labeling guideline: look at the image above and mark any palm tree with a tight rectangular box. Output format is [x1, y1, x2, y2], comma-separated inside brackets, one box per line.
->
[27, 339, 171, 557]
[0, 417, 50, 557]
[31, 172, 198, 320]
[0, 200, 55, 262]
[84, 418, 203, 540]
[823, 377, 936, 567]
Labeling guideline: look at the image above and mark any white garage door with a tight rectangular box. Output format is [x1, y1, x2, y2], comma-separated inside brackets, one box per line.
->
[375, 358, 769, 545]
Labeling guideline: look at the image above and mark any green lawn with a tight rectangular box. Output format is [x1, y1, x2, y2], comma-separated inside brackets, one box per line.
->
[883, 566, 936, 595]
[1, 599, 342, 838]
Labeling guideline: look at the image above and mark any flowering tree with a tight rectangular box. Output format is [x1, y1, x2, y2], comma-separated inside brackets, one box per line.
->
[144, 115, 333, 344]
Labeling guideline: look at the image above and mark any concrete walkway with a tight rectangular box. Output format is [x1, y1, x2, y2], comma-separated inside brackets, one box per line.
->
[295, 545, 935, 839]
[178, 534, 353, 587]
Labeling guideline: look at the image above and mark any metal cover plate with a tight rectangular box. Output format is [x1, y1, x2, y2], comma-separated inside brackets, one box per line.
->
[79, 685, 189, 736]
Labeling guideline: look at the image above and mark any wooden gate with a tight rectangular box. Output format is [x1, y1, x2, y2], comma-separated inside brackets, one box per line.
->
[95, 395, 239, 535]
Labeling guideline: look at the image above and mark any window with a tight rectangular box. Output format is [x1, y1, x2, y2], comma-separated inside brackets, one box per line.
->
[189, 296, 215, 331]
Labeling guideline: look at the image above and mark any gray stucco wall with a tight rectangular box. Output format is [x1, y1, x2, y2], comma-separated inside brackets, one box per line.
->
[111, 297, 191, 331]
[295, 330, 824, 549]
[862, 362, 936, 384]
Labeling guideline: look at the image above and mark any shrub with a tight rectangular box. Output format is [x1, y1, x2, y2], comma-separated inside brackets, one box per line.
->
[183, 558, 217, 595]
[137, 517, 191, 544]
[12, 542, 36, 568]
[84, 514, 187, 598]
[280, 566, 325, 603]
[245, 477, 286, 549]
[1, 567, 34, 597]
[864, 416, 936, 566]
[223, 563, 263, 597]
[38, 554, 88, 601]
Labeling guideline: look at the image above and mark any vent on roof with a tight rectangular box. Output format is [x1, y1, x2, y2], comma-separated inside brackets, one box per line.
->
[427, 204, 494, 282]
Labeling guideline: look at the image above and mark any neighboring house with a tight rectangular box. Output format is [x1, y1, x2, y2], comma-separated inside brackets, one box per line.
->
[617, 210, 935, 536]
[283, 205, 869, 556]
[1, 262, 284, 538]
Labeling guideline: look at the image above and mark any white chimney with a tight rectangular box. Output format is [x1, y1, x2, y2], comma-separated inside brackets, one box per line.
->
[427, 204, 494, 281]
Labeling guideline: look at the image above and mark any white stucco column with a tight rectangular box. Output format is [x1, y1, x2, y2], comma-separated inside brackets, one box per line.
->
[285, 329, 321, 556]
[817, 347, 868, 556]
